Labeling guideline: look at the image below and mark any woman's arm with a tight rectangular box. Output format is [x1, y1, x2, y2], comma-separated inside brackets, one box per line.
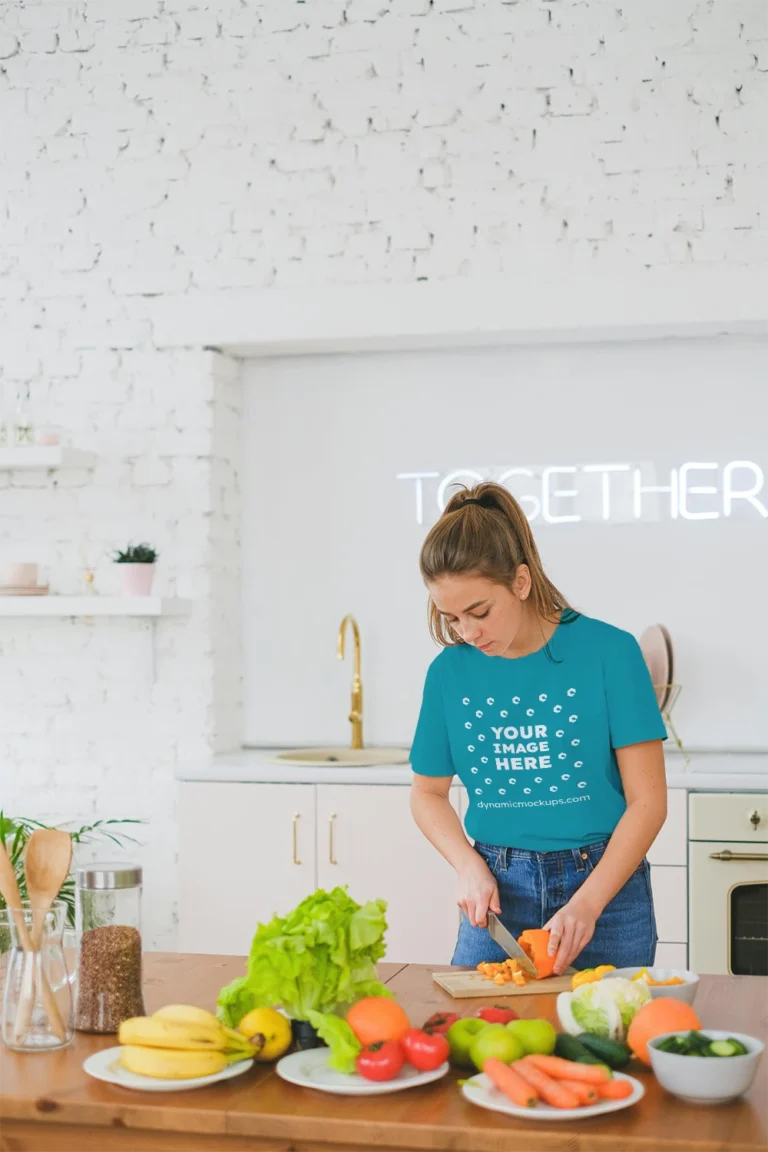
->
[410, 774, 501, 928]
[545, 739, 667, 974]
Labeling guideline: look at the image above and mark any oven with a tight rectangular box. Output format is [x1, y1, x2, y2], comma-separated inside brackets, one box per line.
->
[689, 792, 768, 976]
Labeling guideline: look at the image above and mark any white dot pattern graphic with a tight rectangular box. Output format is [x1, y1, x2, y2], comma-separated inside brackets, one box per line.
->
[456, 688, 586, 806]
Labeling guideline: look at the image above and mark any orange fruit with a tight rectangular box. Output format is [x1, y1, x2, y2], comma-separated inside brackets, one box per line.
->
[346, 997, 410, 1046]
[627, 998, 701, 1065]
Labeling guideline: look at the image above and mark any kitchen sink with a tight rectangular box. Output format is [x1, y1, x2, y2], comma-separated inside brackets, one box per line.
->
[272, 747, 410, 768]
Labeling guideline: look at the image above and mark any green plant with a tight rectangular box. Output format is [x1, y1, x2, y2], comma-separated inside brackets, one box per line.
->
[0, 813, 143, 931]
[112, 543, 158, 564]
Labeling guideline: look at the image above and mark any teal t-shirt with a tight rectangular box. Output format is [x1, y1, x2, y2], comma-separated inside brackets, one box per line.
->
[410, 614, 666, 852]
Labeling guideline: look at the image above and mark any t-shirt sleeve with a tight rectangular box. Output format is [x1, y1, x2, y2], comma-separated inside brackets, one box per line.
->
[605, 631, 668, 749]
[410, 657, 456, 778]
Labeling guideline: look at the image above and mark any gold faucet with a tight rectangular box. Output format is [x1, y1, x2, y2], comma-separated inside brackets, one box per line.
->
[337, 615, 363, 750]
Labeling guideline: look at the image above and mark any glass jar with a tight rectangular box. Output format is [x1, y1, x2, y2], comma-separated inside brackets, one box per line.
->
[74, 863, 145, 1034]
[0, 901, 76, 1051]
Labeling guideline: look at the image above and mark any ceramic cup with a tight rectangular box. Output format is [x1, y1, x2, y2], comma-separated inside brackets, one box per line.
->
[2, 562, 38, 588]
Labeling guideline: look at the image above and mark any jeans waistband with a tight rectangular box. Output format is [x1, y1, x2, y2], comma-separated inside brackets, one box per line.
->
[474, 837, 610, 873]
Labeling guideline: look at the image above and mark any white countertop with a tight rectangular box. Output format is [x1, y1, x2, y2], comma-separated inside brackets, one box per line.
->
[179, 748, 768, 792]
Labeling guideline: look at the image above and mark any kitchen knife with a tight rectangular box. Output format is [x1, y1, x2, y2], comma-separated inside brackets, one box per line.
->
[486, 913, 539, 978]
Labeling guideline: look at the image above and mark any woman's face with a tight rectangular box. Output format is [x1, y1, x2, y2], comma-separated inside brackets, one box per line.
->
[428, 569, 531, 657]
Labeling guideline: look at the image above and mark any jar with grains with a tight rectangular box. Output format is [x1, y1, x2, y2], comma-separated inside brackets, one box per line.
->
[74, 863, 145, 1033]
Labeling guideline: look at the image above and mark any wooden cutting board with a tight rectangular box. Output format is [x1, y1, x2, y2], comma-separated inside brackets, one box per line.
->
[432, 969, 575, 999]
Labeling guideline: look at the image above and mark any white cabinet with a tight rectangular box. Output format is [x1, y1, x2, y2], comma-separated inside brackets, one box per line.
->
[655, 942, 688, 968]
[179, 781, 463, 964]
[179, 783, 316, 955]
[316, 785, 461, 965]
[648, 789, 686, 866]
[650, 865, 687, 943]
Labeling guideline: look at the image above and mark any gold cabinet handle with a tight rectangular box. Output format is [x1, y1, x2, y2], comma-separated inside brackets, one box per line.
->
[292, 813, 301, 866]
[329, 812, 338, 865]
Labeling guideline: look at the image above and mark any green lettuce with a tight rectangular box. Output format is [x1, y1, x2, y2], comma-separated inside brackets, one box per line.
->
[217, 887, 391, 1027]
[306, 1011, 362, 1074]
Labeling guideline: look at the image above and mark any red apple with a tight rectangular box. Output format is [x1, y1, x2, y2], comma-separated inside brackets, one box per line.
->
[474, 1006, 519, 1025]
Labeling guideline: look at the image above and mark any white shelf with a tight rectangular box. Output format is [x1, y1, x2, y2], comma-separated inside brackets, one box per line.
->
[0, 446, 96, 470]
[0, 597, 191, 617]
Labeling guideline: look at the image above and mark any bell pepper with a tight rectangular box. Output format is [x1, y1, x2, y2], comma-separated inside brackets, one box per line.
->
[517, 929, 556, 980]
[571, 964, 616, 990]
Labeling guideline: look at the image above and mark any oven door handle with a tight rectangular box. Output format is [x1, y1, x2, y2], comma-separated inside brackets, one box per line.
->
[709, 850, 768, 861]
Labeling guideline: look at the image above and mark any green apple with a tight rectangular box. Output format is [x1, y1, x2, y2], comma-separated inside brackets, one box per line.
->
[446, 1018, 488, 1067]
[506, 1018, 557, 1056]
[469, 1023, 525, 1071]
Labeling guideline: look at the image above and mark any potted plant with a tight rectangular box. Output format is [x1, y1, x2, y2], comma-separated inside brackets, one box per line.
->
[113, 542, 158, 596]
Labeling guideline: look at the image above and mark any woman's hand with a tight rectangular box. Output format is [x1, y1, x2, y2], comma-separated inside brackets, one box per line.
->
[544, 895, 599, 975]
[457, 854, 501, 928]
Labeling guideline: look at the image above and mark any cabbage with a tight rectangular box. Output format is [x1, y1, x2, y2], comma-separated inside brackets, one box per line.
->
[557, 978, 650, 1041]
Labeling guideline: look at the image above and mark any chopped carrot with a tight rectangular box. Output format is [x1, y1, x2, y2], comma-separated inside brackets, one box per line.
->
[595, 1078, 634, 1100]
[514, 1058, 581, 1109]
[484, 1058, 538, 1108]
[566, 1080, 599, 1105]
[525, 1054, 611, 1083]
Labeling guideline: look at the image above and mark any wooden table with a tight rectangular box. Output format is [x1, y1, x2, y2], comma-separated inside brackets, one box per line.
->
[1, 953, 766, 1152]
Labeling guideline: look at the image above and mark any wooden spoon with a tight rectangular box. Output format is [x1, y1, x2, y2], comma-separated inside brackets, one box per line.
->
[25, 829, 73, 949]
[0, 841, 33, 950]
[15, 830, 72, 1043]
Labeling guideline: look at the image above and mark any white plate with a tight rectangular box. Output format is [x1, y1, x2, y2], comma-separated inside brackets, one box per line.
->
[462, 1069, 644, 1121]
[83, 1047, 254, 1092]
[276, 1048, 449, 1095]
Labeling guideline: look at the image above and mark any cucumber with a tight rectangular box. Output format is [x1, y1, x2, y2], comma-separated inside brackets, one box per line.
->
[709, 1039, 747, 1058]
[575, 1033, 631, 1069]
[554, 1033, 608, 1066]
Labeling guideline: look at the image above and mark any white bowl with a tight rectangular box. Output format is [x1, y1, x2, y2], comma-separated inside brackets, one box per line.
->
[649, 1030, 764, 1105]
[605, 967, 699, 1005]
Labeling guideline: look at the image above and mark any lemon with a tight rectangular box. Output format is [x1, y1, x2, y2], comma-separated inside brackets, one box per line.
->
[237, 1008, 292, 1062]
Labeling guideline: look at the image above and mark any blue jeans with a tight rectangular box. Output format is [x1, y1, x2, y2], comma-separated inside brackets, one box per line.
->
[452, 838, 657, 969]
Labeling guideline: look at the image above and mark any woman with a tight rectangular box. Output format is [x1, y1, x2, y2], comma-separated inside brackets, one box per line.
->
[410, 482, 667, 975]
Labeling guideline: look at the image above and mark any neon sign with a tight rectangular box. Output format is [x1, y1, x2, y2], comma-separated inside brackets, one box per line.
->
[396, 462, 767, 525]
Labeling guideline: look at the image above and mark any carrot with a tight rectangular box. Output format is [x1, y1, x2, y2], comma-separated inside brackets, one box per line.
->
[525, 1053, 612, 1083]
[483, 1058, 538, 1108]
[566, 1080, 599, 1105]
[595, 1078, 634, 1100]
[514, 1058, 581, 1109]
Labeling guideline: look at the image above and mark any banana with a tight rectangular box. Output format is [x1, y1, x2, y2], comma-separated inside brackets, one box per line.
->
[153, 1004, 222, 1030]
[120, 1044, 247, 1080]
[118, 1016, 229, 1052]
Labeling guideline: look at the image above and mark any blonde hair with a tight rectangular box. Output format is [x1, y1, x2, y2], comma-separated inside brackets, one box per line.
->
[419, 481, 575, 647]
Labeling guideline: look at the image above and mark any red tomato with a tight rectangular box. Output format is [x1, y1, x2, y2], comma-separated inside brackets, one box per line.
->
[422, 1011, 460, 1036]
[474, 1006, 519, 1025]
[401, 1028, 451, 1072]
[356, 1041, 405, 1082]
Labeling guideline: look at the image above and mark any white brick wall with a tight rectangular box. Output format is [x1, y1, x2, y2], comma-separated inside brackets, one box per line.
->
[0, 0, 765, 949]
